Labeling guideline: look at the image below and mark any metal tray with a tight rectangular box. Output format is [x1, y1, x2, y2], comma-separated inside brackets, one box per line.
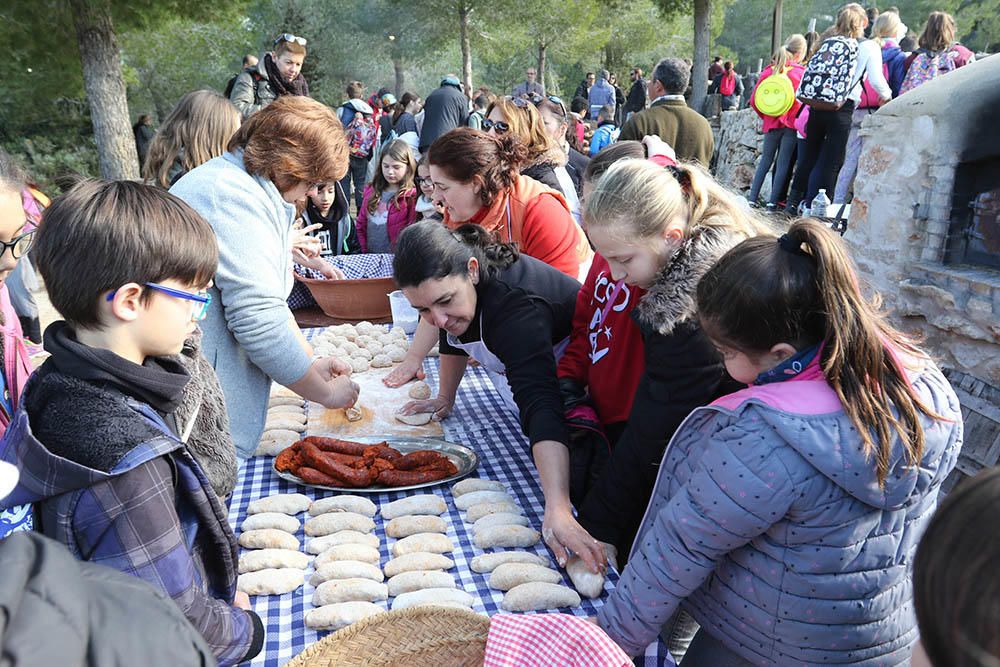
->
[273, 435, 478, 493]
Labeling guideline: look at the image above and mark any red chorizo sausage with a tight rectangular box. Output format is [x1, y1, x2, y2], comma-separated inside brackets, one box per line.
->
[362, 444, 402, 462]
[300, 442, 374, 488]
[377, 466, 454, 487]
[296, 466, 343, 486]
[392, 450, 447, 471]
[303, 436, 368, 456]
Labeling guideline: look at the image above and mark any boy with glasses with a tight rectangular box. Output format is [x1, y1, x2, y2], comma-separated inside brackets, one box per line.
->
[230, 32, 310, 119]
[1, 180, 264, 666]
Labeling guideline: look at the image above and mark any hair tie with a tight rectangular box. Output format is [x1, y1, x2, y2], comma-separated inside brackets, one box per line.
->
[777, 234, 808, 256]
[664, 164, 691, 194]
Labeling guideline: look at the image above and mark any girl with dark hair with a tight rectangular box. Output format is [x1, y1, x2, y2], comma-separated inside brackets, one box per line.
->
[599, 219, 962, 664]
[913, 466, 1000, 667]
[392, 222, 599, 565]
[356, 139, 418, 252]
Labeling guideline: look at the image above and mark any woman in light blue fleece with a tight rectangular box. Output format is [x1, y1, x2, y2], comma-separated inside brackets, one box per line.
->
[171, 96, 359, 459]
[597, 220, 962, 665]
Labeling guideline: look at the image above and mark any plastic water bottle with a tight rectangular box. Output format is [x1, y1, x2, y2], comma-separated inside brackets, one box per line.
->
[811, 189, 830, 218]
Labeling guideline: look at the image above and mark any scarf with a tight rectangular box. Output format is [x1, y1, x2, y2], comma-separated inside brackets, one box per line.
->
[263, 53, 309, 97]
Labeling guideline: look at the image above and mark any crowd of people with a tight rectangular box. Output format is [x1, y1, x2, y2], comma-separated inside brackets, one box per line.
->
[0, 6, 992, 666]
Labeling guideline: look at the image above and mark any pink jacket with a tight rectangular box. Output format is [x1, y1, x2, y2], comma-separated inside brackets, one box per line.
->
[356, 185, 418, 253]
[750, 62, 805, 133]
[0, 285, 33, 433]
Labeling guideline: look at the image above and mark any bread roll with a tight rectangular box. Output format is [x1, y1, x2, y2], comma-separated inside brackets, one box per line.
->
[237, 568, 304, 596]
[392, 533, 455, 557]
[309, 495, 378, 518]
[451, 478, 506, 496]
[391, 587, 474, 611]
[305, 530, 379, 554]
[238, 549, 309, 573]
[314, 544, 381, 567]
[310, 561, 385, 587]
[305, 602, 384, 631]
[470, 551, 550, 573]
[313, 578, 388, 606]
[241, 512, 300, 534]
[455, 490, 515, 511]
[304, 512, 376, 537]
[566, 555, 606, 599]
[246, 493, 311, 515]
[383, 552, 454, 578]
[489, 563, 562, 591]
[466, 502, 524, 523]
[501, 582, 581, 611]
[387, 570, 457, 597]
[385, 515, 448, 538]
[381, 494, 447, 520]
[473, 525, 540, 550]
[472, 512, 529, 535]
[238, 529, 299, 551]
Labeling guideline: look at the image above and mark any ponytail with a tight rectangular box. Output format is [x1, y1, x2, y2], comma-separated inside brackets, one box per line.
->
[393, 220, 519, 288]
[772, 47, 790, 72]
[697, 219, 944, 486]
[427, 128, 527, 208]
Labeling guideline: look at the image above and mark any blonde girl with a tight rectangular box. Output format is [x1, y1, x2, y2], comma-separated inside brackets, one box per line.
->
[356, 139, 418, 253]
[484, 97, 568, 197]
[143, 90, 240, 189]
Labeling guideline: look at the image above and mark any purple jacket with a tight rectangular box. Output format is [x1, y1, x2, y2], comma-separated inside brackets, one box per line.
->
[356, 185, 418, 252]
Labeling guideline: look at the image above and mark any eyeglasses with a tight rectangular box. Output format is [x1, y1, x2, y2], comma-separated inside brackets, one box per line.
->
[481, 119, 510, 133]
[505, 96, 531, 109]
[105, 282, 212, 321]
[0, 228, 34, 260]
[274, 33, 307, 46]
[530, 94, 566, 117]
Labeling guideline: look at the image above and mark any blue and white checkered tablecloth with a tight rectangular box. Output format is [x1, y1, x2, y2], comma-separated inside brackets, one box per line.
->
[229, 328, 671, 666]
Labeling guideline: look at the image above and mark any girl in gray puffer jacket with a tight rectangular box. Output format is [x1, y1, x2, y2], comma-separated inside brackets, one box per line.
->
[598, 219, 963, 665]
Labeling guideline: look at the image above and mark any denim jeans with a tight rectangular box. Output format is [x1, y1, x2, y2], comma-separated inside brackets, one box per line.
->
[339, 154, 369, 212]
[833, 107, 876, 203]
[748, 127, 797, 205]
[790, 101, 855, 207]
[680, 629, 756, 666]
[659, 610, 700, 664]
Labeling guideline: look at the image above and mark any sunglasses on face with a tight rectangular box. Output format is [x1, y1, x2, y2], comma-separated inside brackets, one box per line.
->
[481, 119, 510, 133]
[274, 33, 307, 46]
[531, 94, 566, 117]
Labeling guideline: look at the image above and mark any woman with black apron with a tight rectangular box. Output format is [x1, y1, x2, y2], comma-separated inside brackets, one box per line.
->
[394, 222, 605, 570]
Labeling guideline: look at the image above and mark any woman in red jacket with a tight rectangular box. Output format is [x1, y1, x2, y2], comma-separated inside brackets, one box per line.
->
[747, 34, 807, 211]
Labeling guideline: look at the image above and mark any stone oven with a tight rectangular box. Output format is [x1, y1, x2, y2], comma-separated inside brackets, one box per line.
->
[849, 55, 1000, 490]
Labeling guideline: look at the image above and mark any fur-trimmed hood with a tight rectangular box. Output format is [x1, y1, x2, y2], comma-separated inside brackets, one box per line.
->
[636, 224, 748, 336]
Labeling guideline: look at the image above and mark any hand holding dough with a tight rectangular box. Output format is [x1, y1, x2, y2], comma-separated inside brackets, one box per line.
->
[305, 602, 384, 631]
[473, 525, 541, 550]
[383, 552, 454, 577]
[392, 532, 455, 557]
[381, 494, 447, 520]
[500, 582, 581, 612]
[237, 568, 305, 596]
[239, 529, 299, 551]
[566, 555, 606, 599]
[247, 493, 311, 516]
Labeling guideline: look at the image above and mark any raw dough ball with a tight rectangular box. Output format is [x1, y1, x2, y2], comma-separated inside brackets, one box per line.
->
[377, 333, 395, 346]
[364, 339, 384, 354]
[345, 406, 363, 422]
[389, 326, 406, 337]
[314, 345, 334, 358]
[395, 412, 432, 426]
[352, 348, 373, 361]
[371, 354, 392, 368]
[341, 341, 360, 355]
[383, 344, 407, 363]
[408, 381, 432, 400]
[350, 357, 370, 373]
[356, 321, 377, 334]
[305, 602, 384, 631]
[331, 335, 349, 347]
[237, 568, 304, 596]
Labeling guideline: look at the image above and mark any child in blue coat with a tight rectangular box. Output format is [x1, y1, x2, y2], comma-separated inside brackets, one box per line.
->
[598, 219, 962, 665]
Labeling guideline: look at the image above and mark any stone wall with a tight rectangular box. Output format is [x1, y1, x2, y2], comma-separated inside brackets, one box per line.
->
[848, 57, 1000, 387]
[712, 108, 766, 199]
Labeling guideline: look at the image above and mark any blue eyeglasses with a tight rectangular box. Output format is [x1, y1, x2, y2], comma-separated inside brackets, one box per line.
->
[105, 282, 212, 321]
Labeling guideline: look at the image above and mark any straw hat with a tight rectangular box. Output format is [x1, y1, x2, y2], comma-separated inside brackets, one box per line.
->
[285, 606, 490, 667]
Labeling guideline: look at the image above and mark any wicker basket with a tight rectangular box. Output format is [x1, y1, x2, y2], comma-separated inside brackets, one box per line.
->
[285, 606, 490, 667]
[295, 274, 397, 323]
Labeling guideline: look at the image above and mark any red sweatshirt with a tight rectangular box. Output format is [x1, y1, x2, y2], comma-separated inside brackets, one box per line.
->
[557, 254, 645, 426]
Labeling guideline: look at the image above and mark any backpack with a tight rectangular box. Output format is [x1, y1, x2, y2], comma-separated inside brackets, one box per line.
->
[859, 61, 890, 108]
[899, 48, 957, 94]
[754, 67, 796, 117]
[719, 73, 737, 97]
[345, 112, 379, 159]
[797, 36, 860, 111]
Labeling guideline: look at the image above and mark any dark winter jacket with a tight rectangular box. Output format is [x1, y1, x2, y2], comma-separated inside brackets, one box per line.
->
[624, 78, 647, 114]
[0, 323, 263, 666]
[419, 81, 469, 152]
[619, 98, 715, 166]
[229, 53, 309, 119]
[0, 531, 217, 666]
[578, 226, 745, 560]
[303, 182, 360, 257]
